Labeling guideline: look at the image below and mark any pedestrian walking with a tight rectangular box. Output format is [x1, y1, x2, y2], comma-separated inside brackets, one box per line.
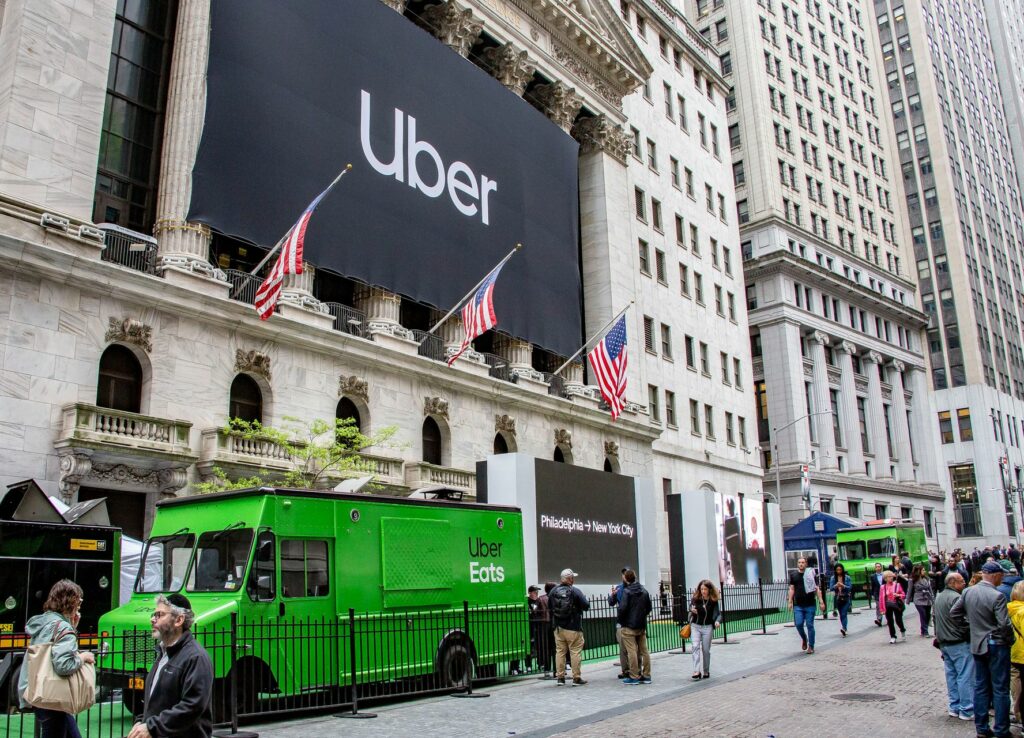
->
[688, 579, 721, 680]
[617, 568, 652, 685]
[1006, 580, 1024, 726]
[950, 560, 1015, 738]
[788, 557, 825, 654]
[907, 564, 935, 636]
[934, 573, 974, 722]
[128, 593, 213, 738]
[869, 562, 885, 626]
[548, 568, 590, 686]
[17, 579, 95, 738]
[828, 563, 853, 637]
[879, 570, 907, 644]
[608, 569, 629, 679]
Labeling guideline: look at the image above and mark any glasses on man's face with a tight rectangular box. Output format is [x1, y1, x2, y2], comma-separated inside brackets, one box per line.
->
[151, 610, 172, 621]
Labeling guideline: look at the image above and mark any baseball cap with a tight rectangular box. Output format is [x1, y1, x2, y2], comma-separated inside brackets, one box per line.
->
[560, 568, 578, 579]
[166, 593, 192, 610]
[982, 561, 1004, 574]
[528, 585, 540, 592]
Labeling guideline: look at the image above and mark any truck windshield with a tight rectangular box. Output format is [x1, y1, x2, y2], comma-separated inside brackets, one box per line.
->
[867, 537, 897, 558]
[136, 532, 196, 593]
[187, 528, 255, 592]
[838, 541, 865, 560]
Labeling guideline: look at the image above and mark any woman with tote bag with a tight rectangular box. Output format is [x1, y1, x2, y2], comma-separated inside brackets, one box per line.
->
[17, 579, 96, 738]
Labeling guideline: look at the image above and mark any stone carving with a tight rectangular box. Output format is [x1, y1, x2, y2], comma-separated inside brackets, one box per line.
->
[105, 317, 153, 353]
[571, 115, 632, 164]
[888, 359, 906, 373]
[529, 81, 584, 131]
[483, 43, 535, 96]
[837, 340, 858, 355]
[157, 468, 189, 496]
[58, 452, 92, 502]
[495, 414, 517, 435]
[554, 428, 573, 449]
[235, 349, 272, 381]
[90, 463, 159, 487]
[339, 375, 369, 402]
[421, 1, 482, 57]
[157, 253, 227, 282]
[865, 350, 884, 365]
[810, 330, 830, 346]
[424, 396, 450, 420]
[552, 44, 620, 106]
[604, 440, 619, 457]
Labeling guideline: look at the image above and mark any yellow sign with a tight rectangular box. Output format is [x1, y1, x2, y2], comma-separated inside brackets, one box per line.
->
[70, 539, 99, 551]
[128, 677, 145, 691]
[0, 623, 12, 633]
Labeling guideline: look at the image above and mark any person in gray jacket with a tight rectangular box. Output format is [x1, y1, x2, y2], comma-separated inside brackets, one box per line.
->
[934, 572, 974, 721]
[950, 560, 1015, 738]
[18, 579, 95, 738]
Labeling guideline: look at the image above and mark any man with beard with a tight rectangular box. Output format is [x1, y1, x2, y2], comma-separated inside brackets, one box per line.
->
[127, 593, 214, 738]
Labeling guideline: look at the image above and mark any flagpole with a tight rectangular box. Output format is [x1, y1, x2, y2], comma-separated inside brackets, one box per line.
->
[552, 301, 633, 377]
[247, 164, 353, 277]
[424, 243, 522, 337]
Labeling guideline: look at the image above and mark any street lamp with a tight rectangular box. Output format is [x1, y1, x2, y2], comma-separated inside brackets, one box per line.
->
[773, 410, 832, 516]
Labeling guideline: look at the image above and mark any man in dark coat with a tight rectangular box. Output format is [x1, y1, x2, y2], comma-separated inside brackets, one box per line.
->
[617, 569, 653, 685]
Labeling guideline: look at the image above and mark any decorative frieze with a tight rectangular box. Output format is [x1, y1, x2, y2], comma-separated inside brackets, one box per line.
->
[483, 43, 535, 95]
[424, 396, 450, 420]
[529, 81, 583, 132]
[339, 375, 369, 402]
[571, 115, 631, 164]
[105, 317, 153, 353]
[235, 349, 272, 381]
[552, 44, 619, 107]
[421, 1, 483, 57]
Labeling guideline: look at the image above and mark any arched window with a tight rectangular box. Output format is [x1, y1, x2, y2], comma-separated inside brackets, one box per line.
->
[336, 397, 362, 431]
[604, 458, 613, 472]
[229, 374, 263, 423]
[422, 417, 442, 465]
[97, 344, 142, 413]
[493, 433, 509, 454]
[553, 446, 565, 463]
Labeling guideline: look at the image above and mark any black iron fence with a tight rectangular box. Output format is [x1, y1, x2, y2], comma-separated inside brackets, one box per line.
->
[98, 224, 158, 275]
[1, 579, 874, 733]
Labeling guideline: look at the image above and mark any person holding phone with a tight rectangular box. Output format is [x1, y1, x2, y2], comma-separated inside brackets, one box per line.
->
[788, 557, 825, 654]
[828, 563, 853, 637]
[689, 580, 721, 680]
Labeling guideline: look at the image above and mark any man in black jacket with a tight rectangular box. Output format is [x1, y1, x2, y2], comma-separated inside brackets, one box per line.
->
[617, 569, 653, 685]
[549, 568, 590, 686]
[128, 593, 214, 738]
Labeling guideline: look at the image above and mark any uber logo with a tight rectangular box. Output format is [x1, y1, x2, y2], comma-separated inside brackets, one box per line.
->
[359, 90, 498, 225]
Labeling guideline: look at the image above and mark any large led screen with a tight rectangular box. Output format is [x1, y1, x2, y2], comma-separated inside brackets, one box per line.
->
[534, 459, 638, 585]
[189, 0, 583, 356]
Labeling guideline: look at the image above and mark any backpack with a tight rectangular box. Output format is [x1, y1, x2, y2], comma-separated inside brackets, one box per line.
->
[549, 585, 575, 622]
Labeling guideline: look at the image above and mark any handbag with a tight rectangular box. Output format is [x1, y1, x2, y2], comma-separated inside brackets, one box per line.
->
[23, 625, 96, 714]
[679, 623, 691, 640]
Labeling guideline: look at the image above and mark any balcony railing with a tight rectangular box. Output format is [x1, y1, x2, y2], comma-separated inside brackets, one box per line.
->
[200, 428, 296, 475]
[411, 330, 445, 362]
[225, 269, 261, 305]
[324, 302, 365, 336]
[97, 224, 158, 275]
[480, 352, 513, 383]
[347, 453, 405, 487]
[404, 461, 476, 495]
[58, 403, 193, 456]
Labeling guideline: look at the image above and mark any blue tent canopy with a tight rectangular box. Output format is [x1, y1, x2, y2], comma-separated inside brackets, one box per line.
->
[783, 511, 856, 573]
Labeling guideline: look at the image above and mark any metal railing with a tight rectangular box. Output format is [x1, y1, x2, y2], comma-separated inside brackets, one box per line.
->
[97, 224, 158, 275]
[412, 330, 445, 361]
[544, 372, 570, 399]
[224, 268, 261, 305]
[480, 352, 514, 383]
[324, 302, 365, 336]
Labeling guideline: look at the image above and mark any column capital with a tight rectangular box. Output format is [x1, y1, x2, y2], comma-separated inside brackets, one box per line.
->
[810, 330, 830, 346]
[483, 42, 535, 96]
[864, 350, 884, 365]
[529, 81, 583, 132]
[421, 1, 482, 57]
[837, 340, 858, 355]
[571, 115, 632, 165]
[887, 359, 906, 374]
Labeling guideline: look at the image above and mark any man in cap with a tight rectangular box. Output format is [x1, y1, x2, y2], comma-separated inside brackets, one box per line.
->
[951, 560, 1015, 738]
[548, 568, 590, 685]
[127, 593, 214, 738]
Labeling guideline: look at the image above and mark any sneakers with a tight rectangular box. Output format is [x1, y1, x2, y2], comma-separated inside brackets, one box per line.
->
[622, 678, 641, 685]
[572, 677, 587, 686]
[556, 677, 566, 685]
[640, 677, 652, 684]
[889, 637, 897, 644]
[841, 628, 847, 637]
[958, 713, 974, 721]
[616, 673, 628, 679]
[949, 710, 960, 718]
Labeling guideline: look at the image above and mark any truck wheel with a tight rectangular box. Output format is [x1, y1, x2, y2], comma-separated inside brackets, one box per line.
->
[439, 643, 473, 689]
[122, 688, 144, 717]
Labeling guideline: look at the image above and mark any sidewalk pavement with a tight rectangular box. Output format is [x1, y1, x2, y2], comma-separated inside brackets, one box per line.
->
[250, 603, 930, 738]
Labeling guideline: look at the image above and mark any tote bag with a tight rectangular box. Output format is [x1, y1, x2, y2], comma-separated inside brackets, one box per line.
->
[23, 627, 96, 714]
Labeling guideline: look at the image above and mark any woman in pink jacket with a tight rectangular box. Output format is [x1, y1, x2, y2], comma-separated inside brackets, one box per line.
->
[879, 570, 907, 644]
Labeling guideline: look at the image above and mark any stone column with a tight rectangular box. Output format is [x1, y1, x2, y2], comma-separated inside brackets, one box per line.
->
[494, 334, 545, 387]
[863, 351, 892, 478]
[759, 318, 813, 465]
[355, 286, 409, 337]
[808, 331, 838, 470]
[887, 360, 915, 482]
[152, 0, 226, 293]
[483, 43, 535, 96]
[837, 341, 864, 474]
[530, 81, 584, 132]
[907, 366, 941, 485]
[420, 1, 482, 56]
[277, 266, 333, 328]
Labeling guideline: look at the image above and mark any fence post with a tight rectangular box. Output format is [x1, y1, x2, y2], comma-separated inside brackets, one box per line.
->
[452, 601, 488, 698]
[336, 608, 375, 719]
[719, 581, 729, 643]
[759, 579, 767, 634]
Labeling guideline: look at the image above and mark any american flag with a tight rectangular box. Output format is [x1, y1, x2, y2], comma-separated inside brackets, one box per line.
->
[447, 261, 507, 366]
[254, 181, 337, 320]
[588, 315, 628, 420]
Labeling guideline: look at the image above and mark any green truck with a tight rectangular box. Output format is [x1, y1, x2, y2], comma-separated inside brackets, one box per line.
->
[97, 486, 528, 717]
[836, 520, 929, 586]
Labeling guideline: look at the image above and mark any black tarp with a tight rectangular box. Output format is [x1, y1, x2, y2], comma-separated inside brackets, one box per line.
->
[188, 0, 583, 356]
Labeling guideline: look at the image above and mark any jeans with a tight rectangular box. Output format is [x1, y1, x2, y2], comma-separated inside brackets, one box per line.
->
[835, 600, 851, 631]
[691, 623, 714, 675]
[915, 604, 932, 635]
[940, 641, 974, 717]
[793, 605, 817, 649]
[35, 708, 82, 738]
[975, 643, 1011, 737]
[620, 626, 651, 679]
[554, 627, 585, 680]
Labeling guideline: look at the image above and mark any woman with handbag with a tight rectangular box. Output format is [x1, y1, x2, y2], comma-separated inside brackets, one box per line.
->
[878, 570, 907, 644]
[688, 580, 721, 680]
[17, 579, 95, 738]
[828, 563, 853, 637]
[906, 564, 935, 637]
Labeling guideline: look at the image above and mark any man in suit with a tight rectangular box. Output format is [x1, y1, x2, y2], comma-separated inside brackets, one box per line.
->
[869, 562, 885, 626]
[950, 561, 1015, 738]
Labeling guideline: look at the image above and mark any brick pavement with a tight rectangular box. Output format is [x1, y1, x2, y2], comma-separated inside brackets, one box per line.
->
[249, 605, 992, 738]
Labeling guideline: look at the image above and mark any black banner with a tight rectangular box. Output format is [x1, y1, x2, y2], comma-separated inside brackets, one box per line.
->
[189, 0, 582, 356]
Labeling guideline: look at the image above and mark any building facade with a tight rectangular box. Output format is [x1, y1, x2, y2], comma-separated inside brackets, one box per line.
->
[0, 0, 764, 582]
[685, 0, 947, 544]
[869, 0, 1024, 547]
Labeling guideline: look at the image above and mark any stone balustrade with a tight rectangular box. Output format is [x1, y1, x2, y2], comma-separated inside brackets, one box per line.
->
[403, 461, 476, 496]
[59, 403, 193, 455]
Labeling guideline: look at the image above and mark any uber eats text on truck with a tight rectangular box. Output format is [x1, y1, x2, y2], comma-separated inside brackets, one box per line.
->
[97, 487, 527, 717]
